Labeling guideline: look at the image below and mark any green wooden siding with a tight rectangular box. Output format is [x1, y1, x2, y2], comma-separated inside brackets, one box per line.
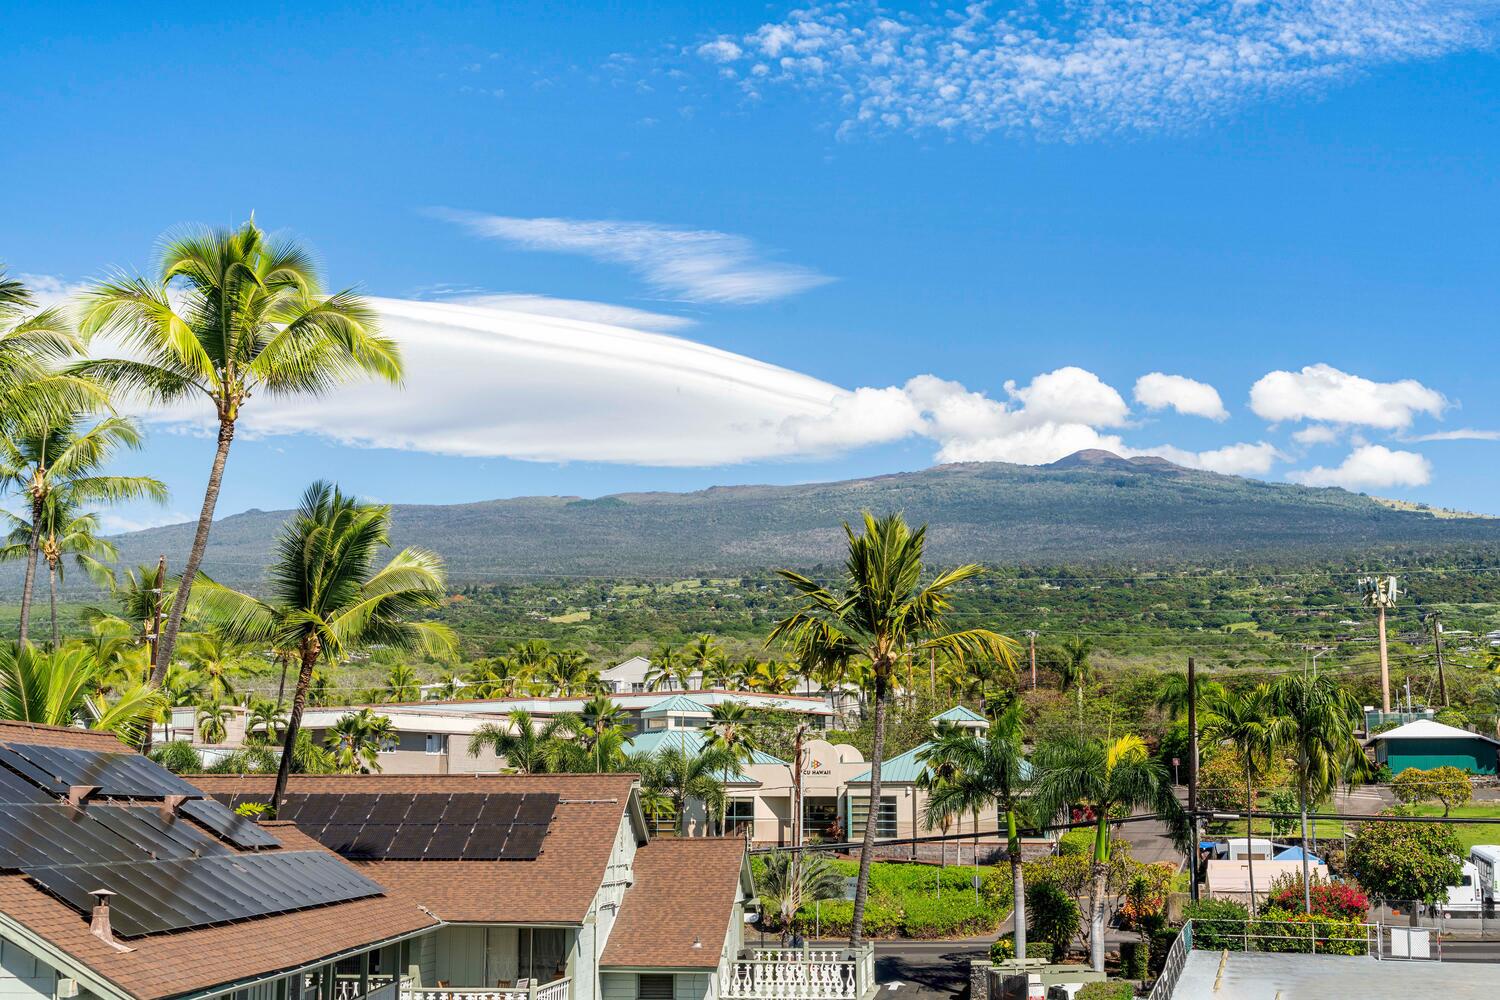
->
[1376, 737, 1498, 775]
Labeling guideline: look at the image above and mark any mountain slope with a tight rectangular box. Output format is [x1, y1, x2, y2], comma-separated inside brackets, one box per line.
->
[89, 452, 1500, 587]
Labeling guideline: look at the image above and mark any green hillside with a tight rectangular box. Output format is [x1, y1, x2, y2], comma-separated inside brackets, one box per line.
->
[86, 450, 1500, 588]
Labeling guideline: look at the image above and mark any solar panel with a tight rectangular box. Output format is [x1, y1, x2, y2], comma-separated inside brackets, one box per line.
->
[423, 822, 472, 860]
[0, 763, 53, 802]
[346, 825, 399, 859]
[497, 823, 547, 860]
[477, 794, 522, 825]
[0, 803, 153, 869]
[180, 797, 281, 849]
[366, 794, 416, 823]
[2, 744, 200, 798]
[0, 747, 68, 794]
[87, 805, 230, 859]
[384, 824, 434, 858]
[515, 793, 558, 827]
[22, 851, 384, 937]
[443, 794, 485, 824]
[328, 794, 378, 825]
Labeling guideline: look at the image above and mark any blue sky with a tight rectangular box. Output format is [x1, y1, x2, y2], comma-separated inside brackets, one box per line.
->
[4, 0, 1499, 532]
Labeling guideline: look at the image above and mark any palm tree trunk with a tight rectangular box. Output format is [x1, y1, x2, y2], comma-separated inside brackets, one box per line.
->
[48, 563, 59, 650]
[272, 640, 317, 810]
[16, 500, 42, 645]
[1245, 767, 1257, 917]
[1089, 859, 1108, 972]
[850, 676, 888, 946]
[1009, 808, 1027, 960]
[1298, 770, 1312, 914]
[151, 417, 235, 690]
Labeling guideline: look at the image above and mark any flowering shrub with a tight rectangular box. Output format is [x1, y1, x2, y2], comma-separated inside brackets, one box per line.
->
[1266, 871, 1368, 920]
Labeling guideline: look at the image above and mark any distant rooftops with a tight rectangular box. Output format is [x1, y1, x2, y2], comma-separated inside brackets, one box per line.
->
[1370, 719, 1500, 745]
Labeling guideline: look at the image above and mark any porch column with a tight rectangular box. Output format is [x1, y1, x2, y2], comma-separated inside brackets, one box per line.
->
[360, 951, 370, 999]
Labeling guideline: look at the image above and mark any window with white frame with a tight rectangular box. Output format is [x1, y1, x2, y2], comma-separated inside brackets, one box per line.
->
[424, 733, 447, 755]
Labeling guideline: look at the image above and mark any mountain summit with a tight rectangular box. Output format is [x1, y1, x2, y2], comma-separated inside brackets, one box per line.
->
[90, 452, 1500, 586]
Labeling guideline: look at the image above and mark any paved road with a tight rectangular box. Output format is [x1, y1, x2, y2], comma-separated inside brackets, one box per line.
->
[874, 940, 987, 999]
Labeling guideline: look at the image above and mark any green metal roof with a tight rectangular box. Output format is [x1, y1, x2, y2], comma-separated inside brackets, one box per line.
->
[931, 705, 988, 725]
[625, 728, 787, 783]
[850, 740, 1032, 784]
[640, 694, 714, 716]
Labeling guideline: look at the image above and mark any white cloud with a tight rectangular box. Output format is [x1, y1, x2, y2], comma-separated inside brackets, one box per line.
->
[99, 511, 192, 535]
[1403, 428, 1500, 442]
[1134, 373, 1228, 421]
[1130, 441, 1282, 476]
[1292, 424, 1342, 445]
[696, 38, 743, 63]
[434, 210, 832, 304]
[1249, 363, 1446, 429]
[701, 1, 1491, 138]
[1287, 445, 1433, 489]
[1006, 367, 1130, 428]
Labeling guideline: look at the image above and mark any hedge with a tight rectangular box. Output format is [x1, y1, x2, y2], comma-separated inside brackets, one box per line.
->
[990, 935, 1054, 962]
[1076, 983, 1133, 1000]
[763, 860, 1012, 940]
[900, 894, 996, 939]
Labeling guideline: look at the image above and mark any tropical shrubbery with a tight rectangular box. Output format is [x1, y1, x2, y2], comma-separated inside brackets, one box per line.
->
[1265, 872, 1368, 920]
[750, 858, 1011, 940]
[990, 934, 1054, 962]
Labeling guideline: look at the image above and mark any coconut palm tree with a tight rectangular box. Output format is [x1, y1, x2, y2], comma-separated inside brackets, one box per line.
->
[465, 655, 527, 698]
[84, 560, 174, 680]
[769, 512, 1017, 944]
[468, 709, 570, 774]
[195, 699, 232, 743]
[2, 503, 117, 648]
[746, 659, 799, 695]
[78, 220, 403, 691]
[181, 627, 256, 702]
[383, 663, 422, 702]
[1033, 734, 1184, 971]
[1154, 671, 1225, 722]
[629, 741, 740, 836]
[1265, 672, 1367, 912]
[706, 701, 760, 763]
[190, 481, 453, 807]
[0, 268, 98, 441]
[645, 645, 683, 691]
[326, 708, 396, 773]
[245, 697, 289, 745]
[918, 697, 1034, 958]
[1057, 637, 1095, 722]
[1202, 685, 1283, 916]
[0, 644, 162, 744]
[570, 693, 627, 771]
[684, 634, 723, 690]
[544, 650, 598, 696]
[1, 414, 166, 645]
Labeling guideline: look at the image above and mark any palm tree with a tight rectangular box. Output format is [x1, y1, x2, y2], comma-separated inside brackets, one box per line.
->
[630, 741, 740, 836]
[245, 697, 289, 745]
[190, 481, 453, 807]
[468, 709, 570, 773]
[465, 655, 527, 697]
[0, 268, 98, 443]
[684, 634, 723, 690]
[1154, 671, 1225, 722]
[1058, 638, 1094, 721]
[1265, 673, 1366, 912]
[0, 644, 162, 744]
[544, 650, 597, 696]
[85, 560, 174, 680]
[79, 219, 403, 691]
[746, 660, 799, 695]
[196, 699, 233, 743]
[383, 663, 422, 702]
[573, 694, 627, 771]
[769, 512, 1017, 944]
[646, 644, 682, 691]
[1033, 734, 1184, 971]
[757, 849, 847, 943]
[510, 640, 554, 673]
[918, 698, 1033, 958]
[181, 627, 255, 702]
[706, 701, 760, 763]
[1202, 686, 1282, 916]
[326, 708, 396, 773]
[1, 414, 166, 645]
[2, 504, 116, 648]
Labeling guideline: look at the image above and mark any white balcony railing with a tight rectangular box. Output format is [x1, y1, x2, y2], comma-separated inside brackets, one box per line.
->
[724, 945, 876, 1000]
[403, 977, 571, 1000]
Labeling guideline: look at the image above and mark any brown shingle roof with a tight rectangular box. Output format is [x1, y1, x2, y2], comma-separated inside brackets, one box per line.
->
[0, 721, 130, 750]
[600, 838, 748, 971]
[0, 821, 437, 1000]
[188, 773, 640, 924]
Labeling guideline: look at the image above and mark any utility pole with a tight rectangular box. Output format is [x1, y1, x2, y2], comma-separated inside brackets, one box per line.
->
[1360, 576, 1400, 714]
[1026, 631, 1038, 690]
[1430, 612, 1449, 708]
[1187, 656, 1200, 903]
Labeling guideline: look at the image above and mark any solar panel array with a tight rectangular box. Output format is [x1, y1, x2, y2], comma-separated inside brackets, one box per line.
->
[22, 852, 384, 937]
[228, 791, 559, 860]
[0, 744, 201, 798]
[0, 742, 395, 938]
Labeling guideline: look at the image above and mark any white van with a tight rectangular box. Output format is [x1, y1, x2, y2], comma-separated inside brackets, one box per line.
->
[1443, 861, 1480, 916]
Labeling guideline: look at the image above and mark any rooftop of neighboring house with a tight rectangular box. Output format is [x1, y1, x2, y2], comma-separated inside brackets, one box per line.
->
[640, 694, 714, 717]
[0, 722, 437, 1000]
[387, 689, 833, 718]
[1369, 719, 1500, 745]
[600, 837, 751, 972]
[1169, 949, 1497, 999]
[626, 729, 788, 783]
[188, 772, 647, 925]
[848, 706, 1030, 784]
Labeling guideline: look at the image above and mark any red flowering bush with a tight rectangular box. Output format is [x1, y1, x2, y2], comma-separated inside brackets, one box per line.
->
[1266, 871, 1368, 920]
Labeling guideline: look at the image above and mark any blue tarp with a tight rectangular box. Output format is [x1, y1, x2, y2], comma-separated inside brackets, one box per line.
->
[1274, 846, 1323, 864]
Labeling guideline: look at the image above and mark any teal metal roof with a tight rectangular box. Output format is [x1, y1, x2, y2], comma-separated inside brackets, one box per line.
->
[931, 705, 988, 725]
[640, 694, 713, 716]
[850, 740, 1032, 784]
[625, 728, 787, 783]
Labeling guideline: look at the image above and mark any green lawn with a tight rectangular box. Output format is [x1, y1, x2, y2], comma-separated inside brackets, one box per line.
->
[1405, 803, 1500, 853]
